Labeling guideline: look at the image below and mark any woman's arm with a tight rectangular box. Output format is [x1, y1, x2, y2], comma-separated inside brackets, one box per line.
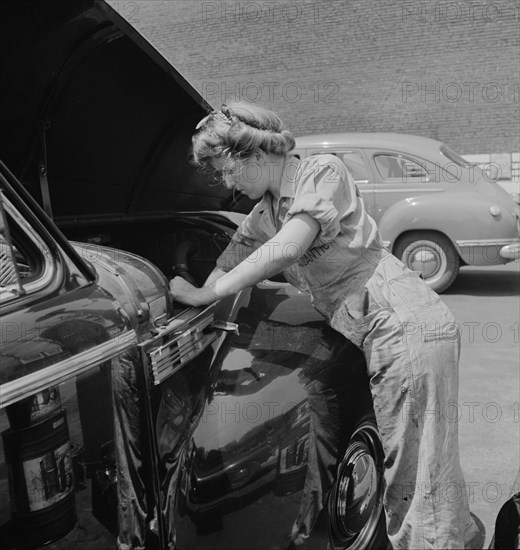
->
[169, 213, 320, 307]
[203, 267, 227, 287]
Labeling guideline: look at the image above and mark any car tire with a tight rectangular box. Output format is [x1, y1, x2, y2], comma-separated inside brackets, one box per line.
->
[327, 415, 388, 550]
[394, 231, 460, 293]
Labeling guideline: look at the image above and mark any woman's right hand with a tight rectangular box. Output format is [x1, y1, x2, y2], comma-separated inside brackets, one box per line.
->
[169, 276, 218, 307]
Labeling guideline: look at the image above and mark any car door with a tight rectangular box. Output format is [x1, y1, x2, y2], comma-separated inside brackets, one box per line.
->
[308, 149, 376, 219]
[365, 149, 443, 226]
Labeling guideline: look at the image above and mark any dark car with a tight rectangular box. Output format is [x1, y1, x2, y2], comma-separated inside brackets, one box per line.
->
[0, 2, 386, 549]
[488, 467, 520, 550]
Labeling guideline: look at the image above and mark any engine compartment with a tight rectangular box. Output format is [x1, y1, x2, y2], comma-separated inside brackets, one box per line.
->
[60, 216, 235, 289]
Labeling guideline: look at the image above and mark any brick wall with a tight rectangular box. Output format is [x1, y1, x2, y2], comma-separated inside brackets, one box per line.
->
[109, 0, 519, 157]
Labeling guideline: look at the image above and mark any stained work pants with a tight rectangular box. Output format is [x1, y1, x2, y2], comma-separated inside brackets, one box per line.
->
[331, 251, 478, 549]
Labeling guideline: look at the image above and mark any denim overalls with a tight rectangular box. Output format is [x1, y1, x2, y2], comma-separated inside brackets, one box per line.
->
[216, 154, 478, 549]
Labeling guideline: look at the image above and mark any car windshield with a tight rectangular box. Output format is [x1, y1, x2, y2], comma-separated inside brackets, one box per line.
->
[440, 144, 471, 167]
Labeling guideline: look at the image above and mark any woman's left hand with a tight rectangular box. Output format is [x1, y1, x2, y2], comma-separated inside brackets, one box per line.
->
[169, 276, 217, 307]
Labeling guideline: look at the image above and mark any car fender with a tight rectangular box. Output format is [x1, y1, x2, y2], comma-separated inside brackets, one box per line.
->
[379, 193, 519, 251]
[175, 284, 373, 550]
[72, 242, 173, 333]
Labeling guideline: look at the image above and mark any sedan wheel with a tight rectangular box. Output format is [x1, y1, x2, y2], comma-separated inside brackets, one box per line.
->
[328, 417, 387, 550]
[394, 231, 460, 293]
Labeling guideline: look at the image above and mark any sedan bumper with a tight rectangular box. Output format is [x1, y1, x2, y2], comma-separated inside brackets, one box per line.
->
[500, 242, 520, 260]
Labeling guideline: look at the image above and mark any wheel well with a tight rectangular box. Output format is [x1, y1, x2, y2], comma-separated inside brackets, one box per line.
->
[392, 229, 464, 263]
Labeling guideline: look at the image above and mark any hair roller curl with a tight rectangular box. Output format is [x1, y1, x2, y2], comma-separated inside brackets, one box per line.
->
[191, 101, 295, 172]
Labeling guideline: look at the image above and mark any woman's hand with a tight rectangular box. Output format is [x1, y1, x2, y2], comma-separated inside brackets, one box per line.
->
[170, 213, 319, 307]
[169, 276, 218, 307]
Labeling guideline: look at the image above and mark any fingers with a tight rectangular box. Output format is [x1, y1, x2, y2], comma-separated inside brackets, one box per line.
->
[168, 278, 218, 307]
[170, 275, 194, 288]
[169, 276, 193, 298]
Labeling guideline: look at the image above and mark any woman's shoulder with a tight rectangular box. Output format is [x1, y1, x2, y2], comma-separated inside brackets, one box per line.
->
[298, 153, 348, 177]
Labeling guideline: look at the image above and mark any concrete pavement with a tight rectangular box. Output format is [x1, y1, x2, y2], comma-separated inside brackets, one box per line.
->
[441, 262, 520, 548]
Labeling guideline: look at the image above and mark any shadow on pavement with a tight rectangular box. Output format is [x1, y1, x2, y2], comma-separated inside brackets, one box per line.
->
[444, 267, 520, 297]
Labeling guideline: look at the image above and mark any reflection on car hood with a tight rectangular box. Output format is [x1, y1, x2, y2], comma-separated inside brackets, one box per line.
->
[72, 241, 172, 329]
[0, 0, 256, 224]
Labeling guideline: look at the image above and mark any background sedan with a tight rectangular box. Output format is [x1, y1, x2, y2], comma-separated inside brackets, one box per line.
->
[294, 133, 520, 293]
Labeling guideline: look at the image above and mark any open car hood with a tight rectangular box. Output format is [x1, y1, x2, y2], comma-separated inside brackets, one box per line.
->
[0, 0, 254, 223]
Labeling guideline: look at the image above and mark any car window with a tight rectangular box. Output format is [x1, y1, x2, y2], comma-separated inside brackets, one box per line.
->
[0, 236, 32, 284]
[374, 154, 428, 181]
[311, 151, 370, 183]
[339, 152, 370, 182]
[0, 191, 54, 302]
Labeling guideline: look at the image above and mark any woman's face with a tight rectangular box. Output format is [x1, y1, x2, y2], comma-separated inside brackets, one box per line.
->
[210, 151, 277, 200]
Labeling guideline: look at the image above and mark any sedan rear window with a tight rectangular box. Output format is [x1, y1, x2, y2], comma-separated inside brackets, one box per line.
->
[374, 154, 428, 180]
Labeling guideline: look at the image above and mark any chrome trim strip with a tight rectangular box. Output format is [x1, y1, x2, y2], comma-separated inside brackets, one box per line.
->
[373, 188, 444, 193]
[140, 305, 214, 347]
[456, 238, 519, 247]
[143, 308, 217, 385]
[150, 332, 218, 385]
[0, 330, 138, 408]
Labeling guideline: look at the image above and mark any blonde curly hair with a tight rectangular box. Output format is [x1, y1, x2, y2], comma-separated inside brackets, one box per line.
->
[191, 101, 296, 175]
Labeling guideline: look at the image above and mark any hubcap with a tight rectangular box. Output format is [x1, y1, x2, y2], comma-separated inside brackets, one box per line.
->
[335, 447, 377, 534]
[404, 241, 447, 282]
[328, 423, 384, 549]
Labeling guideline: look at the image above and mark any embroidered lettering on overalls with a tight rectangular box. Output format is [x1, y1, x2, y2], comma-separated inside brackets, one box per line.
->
[298, 243, 331, 267]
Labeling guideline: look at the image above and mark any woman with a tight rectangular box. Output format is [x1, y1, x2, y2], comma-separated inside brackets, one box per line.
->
[169, 101, 478, 549]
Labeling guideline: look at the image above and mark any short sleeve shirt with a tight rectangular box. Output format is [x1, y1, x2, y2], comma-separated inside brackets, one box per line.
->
[216, 154, 384, 319]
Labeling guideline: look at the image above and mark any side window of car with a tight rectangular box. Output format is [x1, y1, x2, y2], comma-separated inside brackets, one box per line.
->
[339, 151, 370, 183]
[311, 151, 370, 183]
[0, 190, 54, 302]
[374, 154, 429, 181]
